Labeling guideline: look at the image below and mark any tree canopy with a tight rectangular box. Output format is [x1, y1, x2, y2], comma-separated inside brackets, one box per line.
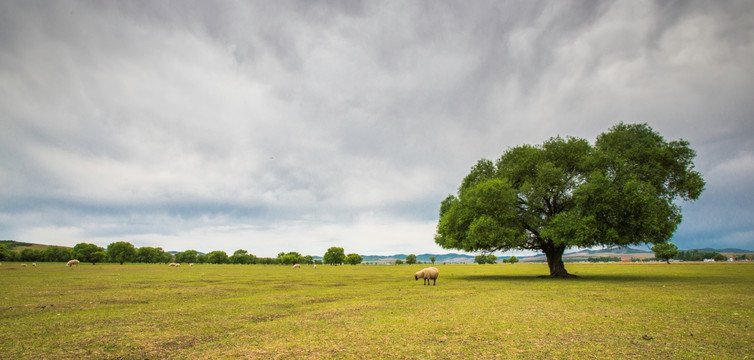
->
[323, 247, 345, 265]
[435, 123, 705, 277]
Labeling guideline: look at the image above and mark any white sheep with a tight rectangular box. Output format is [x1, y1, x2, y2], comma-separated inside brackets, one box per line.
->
[313, 264, 317, 269]
[292, 264, 301, 269]
[66, 259, 80, 267]
[32, 263, 37, 267]
[21, 263, 27, 267]
[169, 263, 177, 267]
[175, 263, 181, 267]
[414, 267, 439, 285]
[189, 263, 194, 267]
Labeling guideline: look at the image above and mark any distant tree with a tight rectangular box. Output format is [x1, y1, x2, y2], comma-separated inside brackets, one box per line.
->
[475, 255, 487, 264]
[195, 254, 207, 264]
[651, 243, 679, 264]
[43, 246, 72, 262]
[713, 253, 727, 262]
[314, 259, 323, 265]
[19, 248, 43, 262]
[430, 256, 436, 265]
[230, 249, 256, 264]
[207, 251, 229, 264]
[405, 254, 417, 265]
[435, 123, 705, 277]
[107, 241, 137, 264]
[175, 250, 198, 264]
[395, 259, 404, 265]
[73, 243, 106, 265]
[323, 247, 346, 265]
[136, 247, 163, 263]
[0, 243, 12, 261]
[304, 255, 314, 265]
[345, 253, 363, 265]
[278, 252, 307, 265]
[505, 256, 519, 264]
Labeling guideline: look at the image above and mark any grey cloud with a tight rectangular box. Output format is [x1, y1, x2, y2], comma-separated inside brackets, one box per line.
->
[1, 0, 753, 254]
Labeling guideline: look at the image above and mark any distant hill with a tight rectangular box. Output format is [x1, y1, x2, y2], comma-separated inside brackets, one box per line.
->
[519, 246, 654, 263]
[362, 253, 475, 264]
[695, 248, 754, 254]
[0, 240, 68, 251]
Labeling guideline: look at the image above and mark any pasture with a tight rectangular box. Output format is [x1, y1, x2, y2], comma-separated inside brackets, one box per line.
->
[1, 262, 752, 359]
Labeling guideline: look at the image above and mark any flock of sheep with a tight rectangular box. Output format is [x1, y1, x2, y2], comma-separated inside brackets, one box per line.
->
[8, 260, 441, 285]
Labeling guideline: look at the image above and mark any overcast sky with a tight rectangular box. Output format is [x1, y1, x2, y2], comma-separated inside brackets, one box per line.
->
[1, 1, 753, 257]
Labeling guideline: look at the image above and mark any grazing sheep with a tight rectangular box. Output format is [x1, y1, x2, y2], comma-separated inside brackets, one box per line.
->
[32, 263, 37, 267]
[292, 264, 301, 269]
[66, 259, 80, 267]
[21, 264, 27, 267]
[414, 267, 439, 285]
[169, 263, 177, 267]
[175, 263, 180, 267]
[189, 263, 194, 267]
[313, 264, 317, 269]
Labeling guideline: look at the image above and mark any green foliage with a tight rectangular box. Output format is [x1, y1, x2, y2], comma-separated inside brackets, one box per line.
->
[323, 247, 345, 265]
[651, 243, 679, 264]
[394, 259, 403, 265]
[107, 241, 137, 264]
[475, 254, 498, 264]
[136, 247, 168, 263]
[43, 246, 72, 262]
[230, 249, 257, 264]
[206, 251, 229, 264]
[278, 252, 307, 265]
[345, 253, 363, 265]
[405, 254, 417, 265]
[675, 250, 724, 261]
[436, 123, 705, 277]
[175, 250, 198, 264]
[19, 248, 43, 262]
[0, 243, 12, 261]
[504, 256, 519, 264]
[430, 256, 436, 264]
[73, 243, 106, 265]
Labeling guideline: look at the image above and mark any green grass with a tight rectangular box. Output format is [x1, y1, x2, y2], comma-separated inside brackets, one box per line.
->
[1, 262, 752, 359]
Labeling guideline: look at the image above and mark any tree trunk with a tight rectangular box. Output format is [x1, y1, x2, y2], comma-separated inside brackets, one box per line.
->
[541, 245, 578, 278]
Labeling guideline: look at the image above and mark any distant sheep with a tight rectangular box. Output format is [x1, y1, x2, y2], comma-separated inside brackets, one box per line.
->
[313, 264, 317, 269]
[32, 263, 37, 267]
[414, 267, 439, 285]
[66, 259, 80, 267]
[21, 263, 27, 267]
[175, 263, 180, 267]
[169, 263, 179, 267]
[292, 264, 301, 269]
[189, 263, 194, 267]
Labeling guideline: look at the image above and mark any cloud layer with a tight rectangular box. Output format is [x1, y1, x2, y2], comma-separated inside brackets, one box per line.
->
[2, 1, 753, 256]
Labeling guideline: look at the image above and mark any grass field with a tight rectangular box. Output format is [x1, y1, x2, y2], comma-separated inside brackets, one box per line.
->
[1, 262, 752, 359]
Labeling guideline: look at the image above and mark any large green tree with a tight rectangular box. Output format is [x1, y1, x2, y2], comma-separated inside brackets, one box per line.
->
[651, 242, 679, 264]
[345, 253, 363, 265]
[323, 247, 345, 265]
[73, 243, 107, 265]
[435, 123, 704, 278]
[107, 241, 137, 264]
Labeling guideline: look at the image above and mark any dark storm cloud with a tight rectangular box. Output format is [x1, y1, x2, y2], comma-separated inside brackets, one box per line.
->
[1, 1, 752, 255]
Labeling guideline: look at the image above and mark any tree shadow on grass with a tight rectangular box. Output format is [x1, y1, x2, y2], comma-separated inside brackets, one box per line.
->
[456, 274, 699, 283]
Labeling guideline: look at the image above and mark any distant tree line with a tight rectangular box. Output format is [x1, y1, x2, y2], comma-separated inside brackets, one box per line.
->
[0, 242, 364, 266]
[674, 249, 727, 262]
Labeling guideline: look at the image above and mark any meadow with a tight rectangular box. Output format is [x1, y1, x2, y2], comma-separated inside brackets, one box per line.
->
[1, 262, 752, 359]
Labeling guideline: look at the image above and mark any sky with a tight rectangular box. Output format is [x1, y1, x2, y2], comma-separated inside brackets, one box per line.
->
[1, 1, 753, 257]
